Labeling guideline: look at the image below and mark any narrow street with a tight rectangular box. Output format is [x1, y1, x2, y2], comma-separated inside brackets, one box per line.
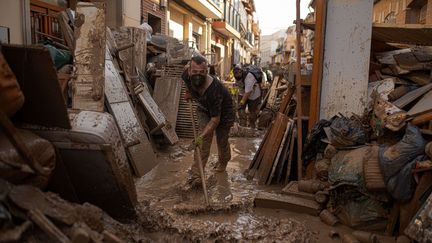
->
[1, 0, 432, 242]
[133, 137, 353, 242]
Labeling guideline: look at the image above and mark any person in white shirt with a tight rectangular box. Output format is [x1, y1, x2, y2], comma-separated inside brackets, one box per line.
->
[233, 64, 261, 128]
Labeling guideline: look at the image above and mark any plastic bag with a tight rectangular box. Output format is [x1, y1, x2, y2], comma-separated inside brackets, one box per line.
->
[385, 155, 424, 201]
[325, 115, 369, 148]
[336, 194, 388, 229]
[302, 118, 333, 165]
[44, 44, 72, 70]
[379, 124, 426, 181]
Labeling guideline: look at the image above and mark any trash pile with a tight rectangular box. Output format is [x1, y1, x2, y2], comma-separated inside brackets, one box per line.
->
[0, 2, 195, 241]
[0, 180, 134, 243]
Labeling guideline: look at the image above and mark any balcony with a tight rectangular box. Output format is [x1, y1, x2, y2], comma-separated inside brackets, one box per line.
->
[246, 32, 254, 46]
[212, 2, 241, 39]
[252, 22, 260, 36]
[183, 0, 223, 19]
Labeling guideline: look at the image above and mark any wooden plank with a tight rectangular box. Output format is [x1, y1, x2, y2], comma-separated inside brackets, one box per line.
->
[393, 52, 425, 71]
[254, 191, 320, 216]
[393, 83, 432, 108]
[282, 181, 315, 201]
[276, 121, 294, 183]
[153, 77, 182, 131]
[105, 51, 157, 176]
[133, 28, 147, 75]
[267, 121, 292, 185]
[136, 82, 179, 145]
[375, 49, 411, 65]
[285, 127, 297, 184]
[247, 123, 273, 180]
[308, 0, 327, 131]
[372, 23, 432, 46]
[295, 0, 304, 180]
[403, 71, 431, 86]
[407, 90, 432, 117]
[257, 113, 289, 185]
[412, 112, 432, 125]
[57, 11, 74, 52]
[266, 76, 280, 109]
[73, 2, 105, 112]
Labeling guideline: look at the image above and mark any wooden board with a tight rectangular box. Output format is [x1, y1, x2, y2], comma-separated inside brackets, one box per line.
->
[393, 52, 424, 71]
[136, 82, 179, 145]
[308, 0, 327, 131]
[393, 83, 432, 108]
[257, 112, 289, 185]
[254, 191, 320, 216]
[285, 127, 297, 184]
[73, 2, 106, 112]
[407, 90, 432, 117]
[2, 45, 71, 129]
[247, 123, 272, 180]
[154, 77, 182, 130]
[105, 50, 157, 176]
[267, 121, 293, 185]
[403, 71, 431, 86]
[266, 76, 280, 109]
[372, 23, 432, 46]
[133, 28, 147, 75]
[276, 121, 294, 183]
[282, 181, 315, 201]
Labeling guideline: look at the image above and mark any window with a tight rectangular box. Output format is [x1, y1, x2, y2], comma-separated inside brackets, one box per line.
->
[148, 14, 162, 34]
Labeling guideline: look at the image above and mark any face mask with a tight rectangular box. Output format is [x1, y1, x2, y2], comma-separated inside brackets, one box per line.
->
[191, 74, 206, 88]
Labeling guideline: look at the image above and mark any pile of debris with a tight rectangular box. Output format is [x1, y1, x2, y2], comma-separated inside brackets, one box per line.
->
[370, 47, 432, 136]
[0, 2, 196, 241]
[257, 71, 296, 130]
[0, 180, 136, 242]
[248, 28, 432, 243]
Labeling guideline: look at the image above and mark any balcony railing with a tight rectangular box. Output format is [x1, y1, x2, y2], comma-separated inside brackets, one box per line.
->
[224, 2, 240, 32]
[246, 32, 254, 46]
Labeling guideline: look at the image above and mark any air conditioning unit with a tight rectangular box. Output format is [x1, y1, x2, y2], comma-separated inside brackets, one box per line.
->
[160, 0, 167, 9]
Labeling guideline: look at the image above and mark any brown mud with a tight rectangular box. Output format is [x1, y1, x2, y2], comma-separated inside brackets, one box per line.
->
[130, 137, 355, 242]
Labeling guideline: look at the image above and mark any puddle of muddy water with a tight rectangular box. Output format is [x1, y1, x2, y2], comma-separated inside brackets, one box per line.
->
[132, 137, 351, 242]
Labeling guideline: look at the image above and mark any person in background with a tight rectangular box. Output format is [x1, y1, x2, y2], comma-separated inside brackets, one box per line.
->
[233, 64, 262, 129]
[181, 55, 235, 188]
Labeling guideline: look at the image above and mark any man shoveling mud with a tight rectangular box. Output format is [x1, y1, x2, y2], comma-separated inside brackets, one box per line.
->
[181, 55, 235, 188]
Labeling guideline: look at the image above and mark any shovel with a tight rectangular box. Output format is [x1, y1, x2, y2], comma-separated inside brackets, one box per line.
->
[188, 101, 210, 206]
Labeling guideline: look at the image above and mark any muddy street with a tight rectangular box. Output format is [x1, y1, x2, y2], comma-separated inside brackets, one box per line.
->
[132, 137, 352, 242]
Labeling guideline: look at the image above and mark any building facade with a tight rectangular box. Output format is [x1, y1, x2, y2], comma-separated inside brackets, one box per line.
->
[260, 29, 287, 67]
[373, 0, 432, 24]
[142, 0, 168, 35]
[0, 0, 260, 80]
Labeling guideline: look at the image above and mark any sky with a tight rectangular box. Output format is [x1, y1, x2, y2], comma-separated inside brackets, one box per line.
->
[255, 0, 311, 35]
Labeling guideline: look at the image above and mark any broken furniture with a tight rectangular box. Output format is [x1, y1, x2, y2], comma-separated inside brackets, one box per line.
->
[26, 110, 137, 221]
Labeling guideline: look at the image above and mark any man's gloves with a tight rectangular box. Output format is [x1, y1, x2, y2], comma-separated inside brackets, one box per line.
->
[195, 136, 204, 147]
[238, 100, 246, 110]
